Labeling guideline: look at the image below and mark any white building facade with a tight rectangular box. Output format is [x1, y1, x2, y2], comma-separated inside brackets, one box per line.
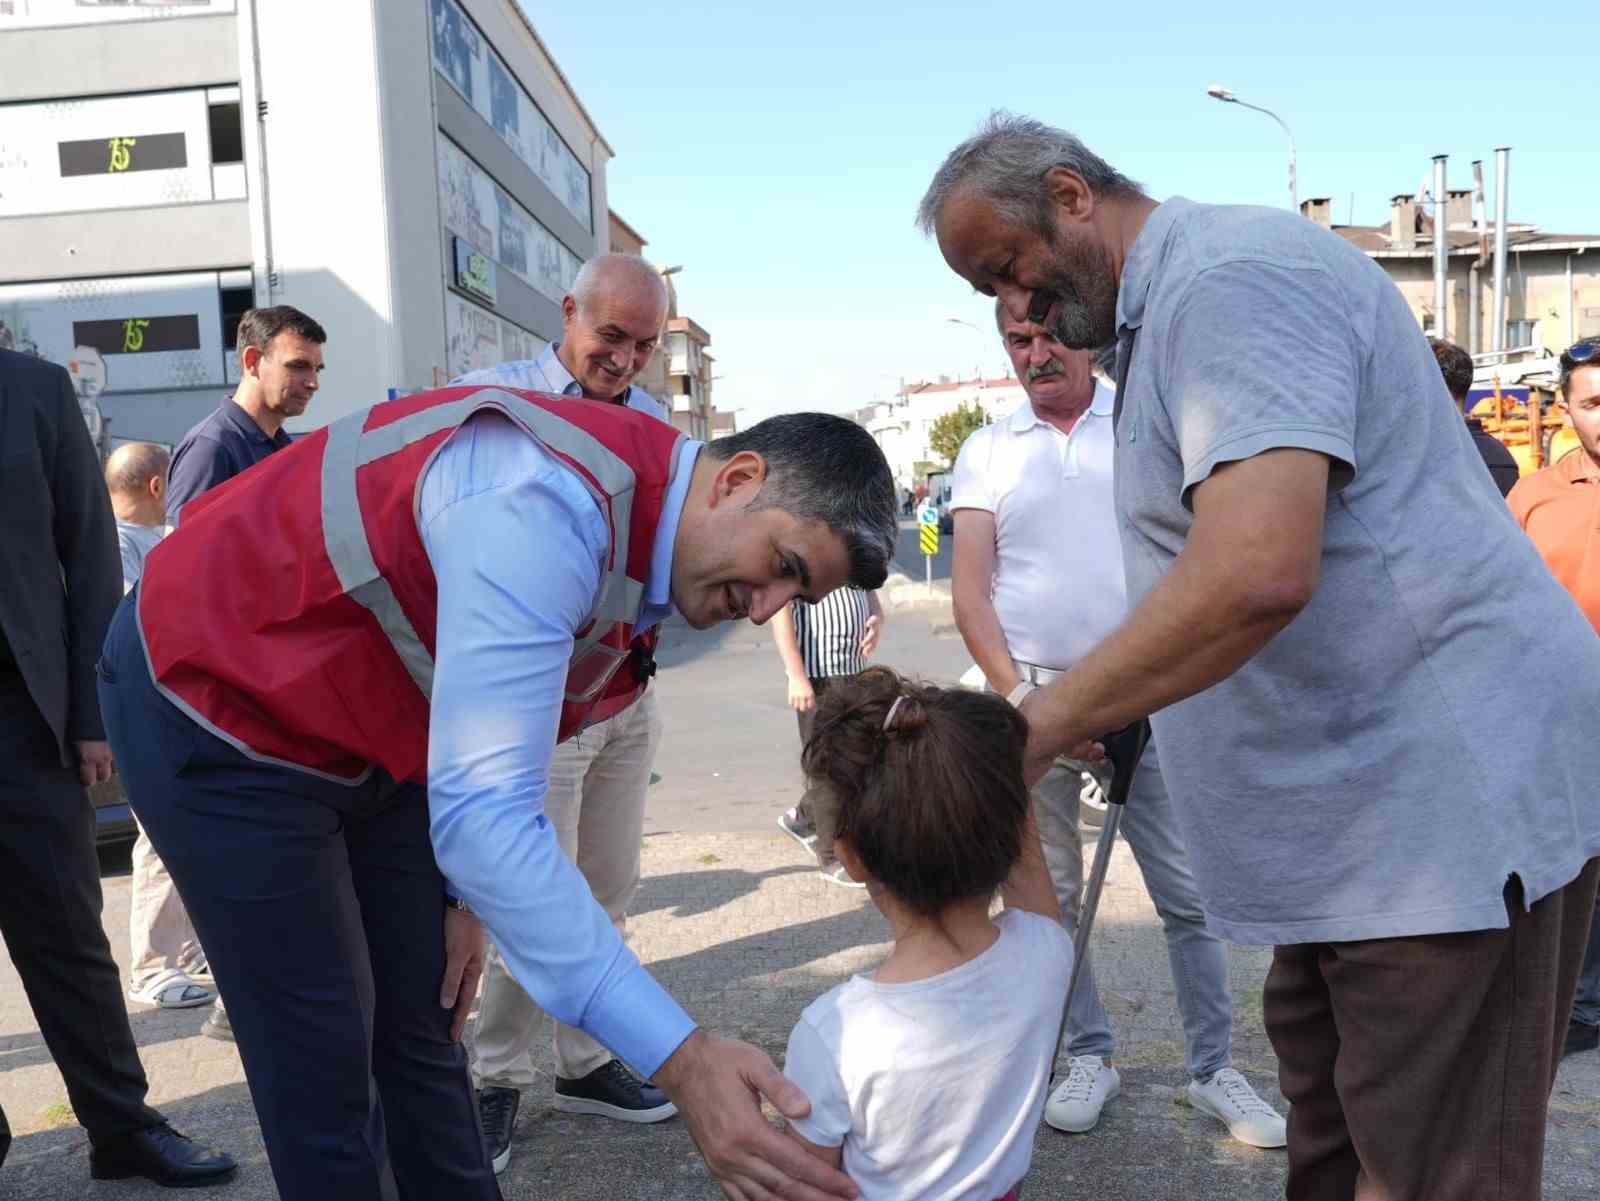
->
[861, 376, 1027, 488]
[0, 0, 613, 447]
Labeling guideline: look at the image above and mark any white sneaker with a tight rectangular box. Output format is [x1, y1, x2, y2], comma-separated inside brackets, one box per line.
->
[1043, 1055, 1120, 1133]
[127, 972, 215, 1009]
[1187, 1068, 1287, 1148]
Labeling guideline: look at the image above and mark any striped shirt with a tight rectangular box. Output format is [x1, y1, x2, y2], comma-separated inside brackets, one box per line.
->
[792, 587, 870, 680]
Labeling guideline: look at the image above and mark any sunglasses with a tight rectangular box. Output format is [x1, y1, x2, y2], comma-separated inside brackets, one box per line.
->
[1561, 341, 1600, 371]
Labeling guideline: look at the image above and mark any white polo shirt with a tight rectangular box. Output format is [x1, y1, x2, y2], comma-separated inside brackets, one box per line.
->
[949, 381, 1125, 670]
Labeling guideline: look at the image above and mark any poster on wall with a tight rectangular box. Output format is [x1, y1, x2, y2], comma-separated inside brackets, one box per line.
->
[428, 0, 592, 232]
[0, 0, 234, 30]
[438, 137, 581, 307]
[444, 292, 546, 380]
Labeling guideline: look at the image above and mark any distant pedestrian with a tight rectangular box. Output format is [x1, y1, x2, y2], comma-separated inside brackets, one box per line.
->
[0, 348, 234, 1188]
[105, 443, 214, 1011]
[1431, 337, 1520, 496]
[773, 585, 883, 886]
[1507, 338, 1600, 1059]
[950, 302, 1284, 1146]
[163, 304, 326, 1043]
[921, 112, 1600, 1199]
[781, 667, 1069, 1201]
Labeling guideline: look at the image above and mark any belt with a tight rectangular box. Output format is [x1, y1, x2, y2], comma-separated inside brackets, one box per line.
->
[1015, 660, 1067, 686]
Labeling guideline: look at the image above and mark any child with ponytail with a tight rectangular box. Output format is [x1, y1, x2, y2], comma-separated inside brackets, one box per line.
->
[781, 666, 1072, 1201]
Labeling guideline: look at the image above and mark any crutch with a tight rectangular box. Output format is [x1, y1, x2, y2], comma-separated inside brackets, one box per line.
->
[1050, 718, 1153, 1077]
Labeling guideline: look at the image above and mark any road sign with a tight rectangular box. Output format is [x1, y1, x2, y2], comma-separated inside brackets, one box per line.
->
[917, 503, 939, 526]
[919, 523, 939, 556]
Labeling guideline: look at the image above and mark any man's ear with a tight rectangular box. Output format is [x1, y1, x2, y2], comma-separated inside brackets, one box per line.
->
[1044, 166, 1095, 226]
[149, 474, 164, 503]
[241, 344, 262, 379]
[706, 450, 767, 508]
[561, 294, 578, 328]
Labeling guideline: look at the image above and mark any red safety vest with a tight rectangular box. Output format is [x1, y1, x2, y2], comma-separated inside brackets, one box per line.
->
[136, 386, 683, 784]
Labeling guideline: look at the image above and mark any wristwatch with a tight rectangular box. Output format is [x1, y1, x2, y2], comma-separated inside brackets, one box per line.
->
[1005, 680, 1037, 709]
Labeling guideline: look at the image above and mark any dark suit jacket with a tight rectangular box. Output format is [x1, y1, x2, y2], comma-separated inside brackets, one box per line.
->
[0, 349, 121, 765]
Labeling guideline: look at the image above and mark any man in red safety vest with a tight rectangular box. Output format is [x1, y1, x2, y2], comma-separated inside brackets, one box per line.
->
[99, 384, 898, 1201]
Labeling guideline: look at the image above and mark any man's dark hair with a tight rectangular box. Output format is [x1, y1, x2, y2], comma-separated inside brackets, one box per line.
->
[237, 305, 327, 357]
[703, 412, 897, 589]
[1428, 337, 1474, 404]
[802, 666, 1031, 916]
[1560, 340, 1600, 400]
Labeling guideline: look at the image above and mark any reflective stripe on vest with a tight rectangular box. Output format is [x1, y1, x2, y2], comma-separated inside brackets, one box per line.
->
[318, 387, 644, 702]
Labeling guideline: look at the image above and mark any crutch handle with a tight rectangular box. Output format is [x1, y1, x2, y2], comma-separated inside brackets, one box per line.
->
[1099, 720, 1152, 806]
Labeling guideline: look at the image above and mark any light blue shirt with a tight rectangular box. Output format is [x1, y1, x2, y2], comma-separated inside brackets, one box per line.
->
[454, 342, 670, 422]
[417, 410, 700, 1076]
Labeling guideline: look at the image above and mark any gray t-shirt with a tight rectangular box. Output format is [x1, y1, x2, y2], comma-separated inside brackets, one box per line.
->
[1113, 197, 1600, 945]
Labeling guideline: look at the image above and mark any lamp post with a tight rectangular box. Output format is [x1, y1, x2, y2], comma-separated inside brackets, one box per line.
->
[1206, 84, 1297, 212]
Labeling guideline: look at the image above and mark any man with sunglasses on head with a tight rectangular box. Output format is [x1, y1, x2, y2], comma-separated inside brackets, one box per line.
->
[1508, 337, 1600, 1059]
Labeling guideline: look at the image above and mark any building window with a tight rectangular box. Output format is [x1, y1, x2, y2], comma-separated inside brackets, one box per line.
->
[208, 101, 243, 165]
[1505, 319, 1537, 349]
[220, 285, 253, 351]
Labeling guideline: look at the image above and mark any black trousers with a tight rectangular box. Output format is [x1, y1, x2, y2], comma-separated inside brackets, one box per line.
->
[0, 669, 162, 1142]
[98, 597, 499, 1201]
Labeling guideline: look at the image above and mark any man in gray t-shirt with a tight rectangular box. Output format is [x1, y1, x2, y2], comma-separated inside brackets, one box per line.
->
[921, 113, 1599, 1197]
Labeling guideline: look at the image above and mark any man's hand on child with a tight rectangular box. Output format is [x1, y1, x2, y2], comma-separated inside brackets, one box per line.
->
[654, 1029, 859, 1201]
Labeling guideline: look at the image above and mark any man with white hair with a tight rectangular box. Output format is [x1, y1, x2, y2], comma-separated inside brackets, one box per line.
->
[455, 253, 675, 1172]
[105, 443, 215, 1012]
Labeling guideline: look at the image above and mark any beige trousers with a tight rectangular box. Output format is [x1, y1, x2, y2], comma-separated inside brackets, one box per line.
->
[472, 689, 663, 1085]
[128, 823, 205, 992]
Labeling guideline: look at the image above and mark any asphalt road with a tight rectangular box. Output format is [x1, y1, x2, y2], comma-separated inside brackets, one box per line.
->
[646, 601, 971, 834]
[892, 515, 952, 583]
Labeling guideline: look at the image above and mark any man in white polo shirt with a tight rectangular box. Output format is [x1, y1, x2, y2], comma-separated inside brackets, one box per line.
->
[948, 302, 1284, 1148]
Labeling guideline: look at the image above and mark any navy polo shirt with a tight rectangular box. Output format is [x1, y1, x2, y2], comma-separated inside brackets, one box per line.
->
[166, 401, 292, 525]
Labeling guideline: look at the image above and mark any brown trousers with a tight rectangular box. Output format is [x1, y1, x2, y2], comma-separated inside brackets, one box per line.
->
[1266, 858, 1600, 1201]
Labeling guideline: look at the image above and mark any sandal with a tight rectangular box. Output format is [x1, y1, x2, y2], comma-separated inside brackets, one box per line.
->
[128, 976, 216, 1009]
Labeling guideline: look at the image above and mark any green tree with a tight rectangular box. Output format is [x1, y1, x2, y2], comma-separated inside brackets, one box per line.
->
[927, 401, 988, 466]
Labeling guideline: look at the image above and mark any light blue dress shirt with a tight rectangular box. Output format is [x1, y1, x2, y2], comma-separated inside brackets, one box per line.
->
[418, 409, 700, 1076]
[454, 342, 670, 422]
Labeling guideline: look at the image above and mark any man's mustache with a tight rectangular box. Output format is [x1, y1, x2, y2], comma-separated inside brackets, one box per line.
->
[1026, 362, 1064, 382]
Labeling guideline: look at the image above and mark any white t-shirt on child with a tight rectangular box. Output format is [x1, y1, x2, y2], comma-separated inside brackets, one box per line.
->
[783, 909, 1072, 1201]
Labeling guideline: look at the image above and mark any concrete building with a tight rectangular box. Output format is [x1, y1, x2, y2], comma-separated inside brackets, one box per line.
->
[0, 0, 614, 448]
[859, 375, 1027, 489]
[664, 314, 715, 441]
[1311, 192, 1600, 357]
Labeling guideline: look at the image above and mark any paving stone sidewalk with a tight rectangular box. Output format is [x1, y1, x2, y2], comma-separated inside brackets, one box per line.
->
[2, 832, 1596, 1199]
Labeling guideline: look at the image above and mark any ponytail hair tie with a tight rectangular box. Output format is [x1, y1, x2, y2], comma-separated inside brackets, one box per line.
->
[882, 695, 907, 732]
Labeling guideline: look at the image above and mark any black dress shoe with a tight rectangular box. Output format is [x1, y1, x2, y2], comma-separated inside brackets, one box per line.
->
[554, 1059, 677, 1123]
[1564, 1018, 1600, 1058]
[90, 1123, 237, 1187]
[476, 1085, 519, 1175]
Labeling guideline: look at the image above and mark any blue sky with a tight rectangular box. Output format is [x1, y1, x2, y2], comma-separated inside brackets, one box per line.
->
[522, 1, 1594, 423]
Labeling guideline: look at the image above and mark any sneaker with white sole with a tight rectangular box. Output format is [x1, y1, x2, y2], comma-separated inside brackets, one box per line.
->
[476, 1085, 519, 1174]
[1187, 1068, 1287, 1149]
[777, 808, 818, 855]
[819, 861, 866, 889]
[1044, 1055, 1120, 1133]
[554, 1060, 677, 1123]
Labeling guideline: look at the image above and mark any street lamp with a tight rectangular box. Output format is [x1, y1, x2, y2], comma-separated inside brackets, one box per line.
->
[1206, 84, 1297, 212]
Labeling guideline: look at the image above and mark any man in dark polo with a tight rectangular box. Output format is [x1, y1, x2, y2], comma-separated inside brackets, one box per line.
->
[0, 347, 234, 1186]
[1430, 337, 1520, 497]
[164, 304, 326, 1041]
[167, 304, 326, 525]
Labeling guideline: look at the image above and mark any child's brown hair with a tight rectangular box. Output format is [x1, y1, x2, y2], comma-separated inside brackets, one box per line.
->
[801, 666, 1032, 916]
